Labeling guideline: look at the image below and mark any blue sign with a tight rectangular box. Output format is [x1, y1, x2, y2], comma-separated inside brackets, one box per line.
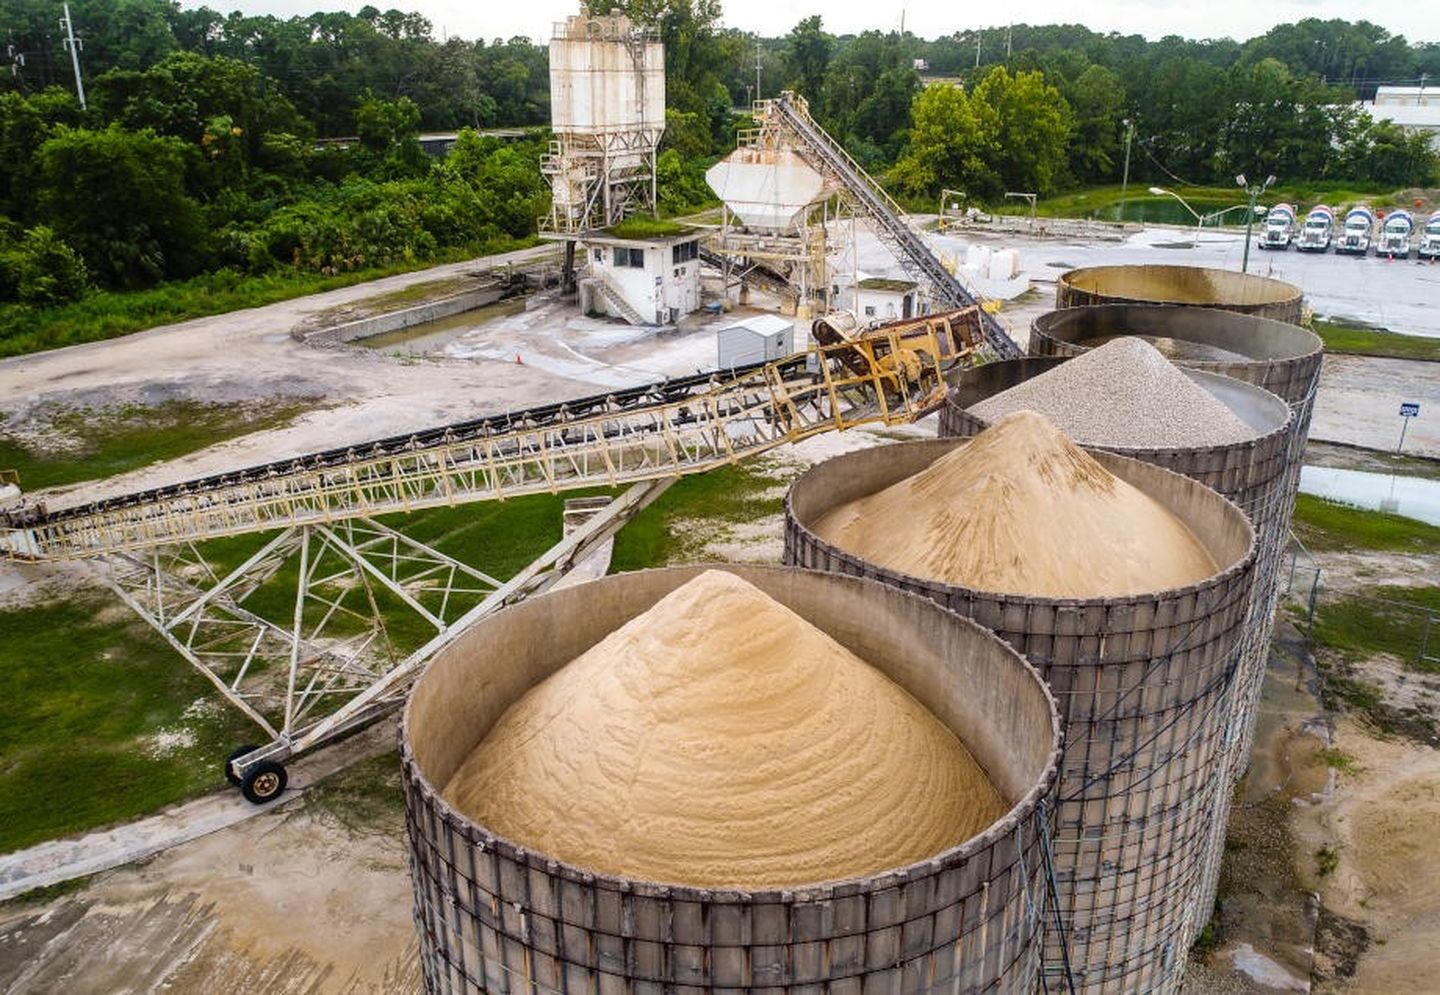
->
[1400, 402, 1420, 418]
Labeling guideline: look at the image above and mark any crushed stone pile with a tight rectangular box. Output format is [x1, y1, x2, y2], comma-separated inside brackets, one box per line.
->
[971, 337, 1258, 448]
[814, 410, 1220, 597]
[1078, 334, 1251, 365]
[442, 570, 1003, 888]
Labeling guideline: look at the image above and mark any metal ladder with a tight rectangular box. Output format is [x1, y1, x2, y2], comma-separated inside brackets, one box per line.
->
[763, 93, 1021, 359]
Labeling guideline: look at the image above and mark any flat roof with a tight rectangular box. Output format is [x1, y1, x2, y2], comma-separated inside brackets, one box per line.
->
[857, 277, 918, 292]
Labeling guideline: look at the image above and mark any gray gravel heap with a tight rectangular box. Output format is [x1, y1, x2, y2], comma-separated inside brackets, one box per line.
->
[971, 337, 1258, 449]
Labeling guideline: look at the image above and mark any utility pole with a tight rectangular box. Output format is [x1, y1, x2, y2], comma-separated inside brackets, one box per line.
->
[60, 2, 85, 110]
[974, 31, 981, 69]
[5, 43, 25, 81]
[754, 38, 762, 103]
[1006, 25, 1012, 60]
[1118, 119, 1134, 220]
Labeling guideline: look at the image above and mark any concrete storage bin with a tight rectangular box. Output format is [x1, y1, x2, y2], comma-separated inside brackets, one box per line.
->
[784, 442, 1258, 993]
[403, 564, 1063, 995]
[1055, 265, 1304, 325]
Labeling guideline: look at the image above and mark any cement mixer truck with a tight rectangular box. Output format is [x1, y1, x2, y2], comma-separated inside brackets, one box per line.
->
[1419, 210, 1440, 260]
[1260, 203, 1296, 250]
[1296, 205, 1334, 252]
[1378, 209, 1415, 259]
[1336, 205, 1375, 256]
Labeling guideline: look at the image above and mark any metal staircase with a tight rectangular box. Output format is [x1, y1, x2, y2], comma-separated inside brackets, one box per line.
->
[592, 272, 651, 326]
[760, 93, 1022, 359]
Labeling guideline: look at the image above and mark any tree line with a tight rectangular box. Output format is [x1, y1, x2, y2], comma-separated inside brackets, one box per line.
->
[1, 1, 1437, 312]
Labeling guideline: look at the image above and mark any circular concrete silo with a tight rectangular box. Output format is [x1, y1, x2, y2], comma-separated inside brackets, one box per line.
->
[1023, 309, 1324, 771]
[1024, 304, 1325, 934]
[1056, 265, 1304, 324]
[402, 564, 1062, 995]
[784, 441, 1258, 993]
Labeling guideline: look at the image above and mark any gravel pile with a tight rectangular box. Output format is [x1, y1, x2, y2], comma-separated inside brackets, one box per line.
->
[971, 337, 1257, 448]
[1078, 334, 1251, 364]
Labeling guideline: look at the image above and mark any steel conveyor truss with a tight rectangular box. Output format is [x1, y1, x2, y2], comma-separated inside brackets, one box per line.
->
[756, 92, 1022, 359]
[1, 327, 964, 798]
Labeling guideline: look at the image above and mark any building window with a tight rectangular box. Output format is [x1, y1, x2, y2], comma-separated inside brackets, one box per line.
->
[671, 240, 698, 264]
[613, 247, 644, 268]
[593, 248, 603, 262]
[864, 306, 876, 317]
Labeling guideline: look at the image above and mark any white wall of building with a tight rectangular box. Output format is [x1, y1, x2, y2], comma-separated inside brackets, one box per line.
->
[585, 237, 700, 324]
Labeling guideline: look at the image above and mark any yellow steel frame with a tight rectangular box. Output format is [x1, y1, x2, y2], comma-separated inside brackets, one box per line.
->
[5, 329, 960, 562]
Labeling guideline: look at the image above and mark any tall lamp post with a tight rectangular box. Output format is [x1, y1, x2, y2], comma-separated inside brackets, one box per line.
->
[1237, 173, 1276, 274]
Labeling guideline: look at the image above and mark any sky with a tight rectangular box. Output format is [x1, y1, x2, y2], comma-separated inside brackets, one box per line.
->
[189, 1, 1437, 45]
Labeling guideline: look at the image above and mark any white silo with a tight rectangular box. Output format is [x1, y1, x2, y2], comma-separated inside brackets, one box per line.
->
[543, 9, 665, 233]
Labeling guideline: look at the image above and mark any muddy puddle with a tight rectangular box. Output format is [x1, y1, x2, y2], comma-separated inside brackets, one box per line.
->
[1300, 465, 1440, 526]
[355, 296, 528, 354]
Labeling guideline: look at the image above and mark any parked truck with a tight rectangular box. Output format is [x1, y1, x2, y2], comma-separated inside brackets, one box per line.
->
[1378, 209, 1414, 259]
[1259, 202, 1296, 249]
[1296, 205, 1334, 252]
[1335, 205, 1375, 256]
[1420, 211, 1440, 260]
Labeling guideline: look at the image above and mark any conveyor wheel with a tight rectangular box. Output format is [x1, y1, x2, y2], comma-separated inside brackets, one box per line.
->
[224, 744, 259, 787]
[241, 760, 288, 804]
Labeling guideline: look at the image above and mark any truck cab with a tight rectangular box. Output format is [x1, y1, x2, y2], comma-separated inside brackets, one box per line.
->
[1418, 212, 1440, 260]
[1259, 203, 1295, 250]
[1296, 206, 1333, 252]
[1336, 207, 1374, 256]
[1378, 210, 1414, 259]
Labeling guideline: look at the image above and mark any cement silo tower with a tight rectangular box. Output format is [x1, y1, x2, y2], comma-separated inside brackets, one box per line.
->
[543, 9, 665, 234]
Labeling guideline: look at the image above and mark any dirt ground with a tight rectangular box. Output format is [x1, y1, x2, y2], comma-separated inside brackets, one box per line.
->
[1192, 481, 1440, 993]
[0, 765, 421, 994]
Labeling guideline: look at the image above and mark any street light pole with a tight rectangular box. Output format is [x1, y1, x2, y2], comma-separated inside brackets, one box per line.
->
[1237, 173, 1276, 274]
[1119, 119, 1134, 221]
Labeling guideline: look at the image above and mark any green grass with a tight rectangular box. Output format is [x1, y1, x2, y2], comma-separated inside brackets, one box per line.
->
[0, 449, 783, 853]
[0, 239, 534, 359]
[611, 464, 784, 569]
[302, 749, 405, 833]
[995, 182, 1401, 225]
[1316, 846, 1341, 877]
[1292, 493, 1440, 553]
[1311, 585, 1440, 670]
[0, 594, 255, 855]
[1309, 317, 1440, 362]
[604, 216, 694, 240]
[1317, 747, 1364, 775]
[0, 399, 315, 491]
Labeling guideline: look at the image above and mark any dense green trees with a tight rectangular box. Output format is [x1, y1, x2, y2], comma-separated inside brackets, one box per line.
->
[894, 68, 1072, 199]
[1, 2, 1436, 320]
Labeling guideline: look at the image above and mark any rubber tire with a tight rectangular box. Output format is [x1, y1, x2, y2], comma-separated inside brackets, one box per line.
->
[240, 760, 288, 805]
[224, 744, 260, 787]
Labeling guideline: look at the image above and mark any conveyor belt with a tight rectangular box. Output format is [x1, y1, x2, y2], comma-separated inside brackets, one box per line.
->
[761, 93, 1022, 359]
[2, 327, 960, 561]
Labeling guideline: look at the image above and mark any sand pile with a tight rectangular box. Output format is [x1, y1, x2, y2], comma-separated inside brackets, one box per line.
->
[442, 570, 1003, 888]
[971, 337, 1257, 448]
[814, 411, 1219, 597]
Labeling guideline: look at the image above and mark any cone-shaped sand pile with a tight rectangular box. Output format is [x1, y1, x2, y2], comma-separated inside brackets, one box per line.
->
[814, 410, 1219, 597]
[442, 570, 1003, 888]
[970, 336, 1257, 448]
